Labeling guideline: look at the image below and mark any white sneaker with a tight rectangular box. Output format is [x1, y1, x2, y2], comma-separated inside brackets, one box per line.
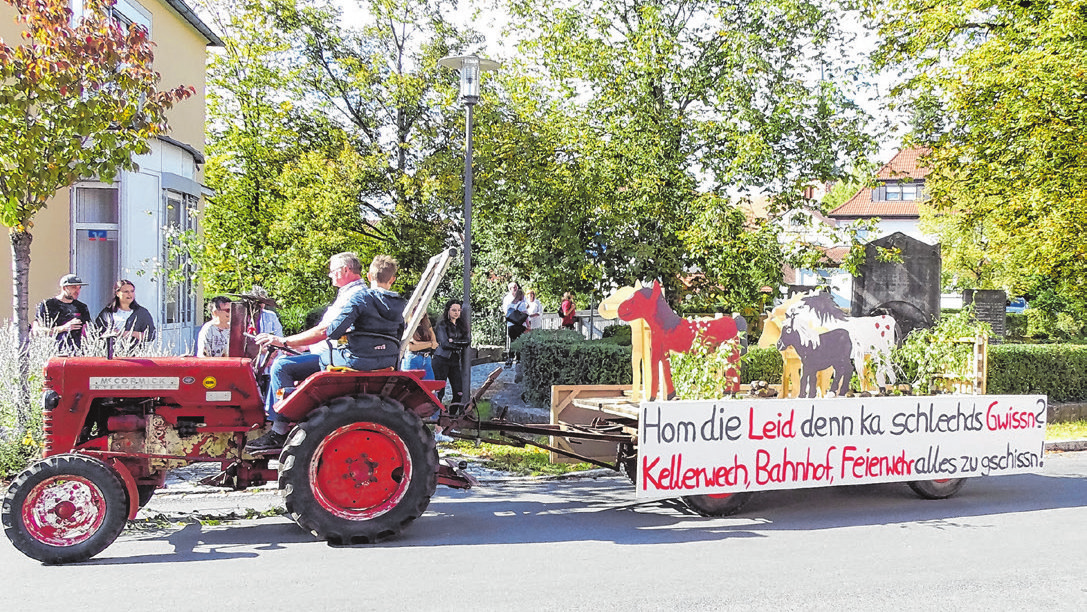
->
[434, 433, 454, 443]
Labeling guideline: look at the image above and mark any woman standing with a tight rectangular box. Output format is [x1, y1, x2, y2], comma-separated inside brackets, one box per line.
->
[95, 279, 156, 344]
[559, 292, 577, 330]
[524, 289, 543, 331]
[432, 300, 469, 443]
[401, 313, 438, 379]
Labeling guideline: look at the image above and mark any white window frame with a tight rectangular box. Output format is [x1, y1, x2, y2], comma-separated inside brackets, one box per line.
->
[161, 191, 199, 328]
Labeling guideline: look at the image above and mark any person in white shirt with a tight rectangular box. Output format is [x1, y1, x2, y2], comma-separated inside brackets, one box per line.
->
[524, 289, 543, 331]
[196, 296, 232, 357]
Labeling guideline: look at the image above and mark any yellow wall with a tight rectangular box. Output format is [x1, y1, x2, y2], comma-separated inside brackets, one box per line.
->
[0, 0, 213, 324]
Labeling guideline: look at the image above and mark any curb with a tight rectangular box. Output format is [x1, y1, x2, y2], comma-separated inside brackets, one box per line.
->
[1045, 439, 1087, 452]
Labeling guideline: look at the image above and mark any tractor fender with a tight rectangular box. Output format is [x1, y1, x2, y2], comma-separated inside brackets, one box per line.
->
[107, 458, 141, 519]
[276, 370, 445, 423]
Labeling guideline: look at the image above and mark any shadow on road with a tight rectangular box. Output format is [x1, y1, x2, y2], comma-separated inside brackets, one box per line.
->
[86, 461, 1087, 563]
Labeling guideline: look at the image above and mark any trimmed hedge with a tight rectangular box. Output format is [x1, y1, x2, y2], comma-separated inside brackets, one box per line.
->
[513, 330, 633, 406]
[988, 344, 1087, 403]
[516, 333, 1087, 406]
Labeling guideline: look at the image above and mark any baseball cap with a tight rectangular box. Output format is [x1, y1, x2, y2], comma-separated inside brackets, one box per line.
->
[59, 274, 88, 287]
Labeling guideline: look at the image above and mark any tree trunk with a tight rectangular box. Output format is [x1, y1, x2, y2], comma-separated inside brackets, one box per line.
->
[9, 227, 33, 430]
[10, 227, 33, 348]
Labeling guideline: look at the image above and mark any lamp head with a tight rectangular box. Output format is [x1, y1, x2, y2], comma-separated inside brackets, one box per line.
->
[438, 55, 500, 103]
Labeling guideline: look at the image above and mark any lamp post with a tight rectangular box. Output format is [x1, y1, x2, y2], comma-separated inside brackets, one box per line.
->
[438, 55, 499, 408]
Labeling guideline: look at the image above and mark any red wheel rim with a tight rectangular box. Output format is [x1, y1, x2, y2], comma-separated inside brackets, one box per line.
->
[21, 475, 108, 547]
[705, 493, 733, 499]
[309, 422, 412, 520]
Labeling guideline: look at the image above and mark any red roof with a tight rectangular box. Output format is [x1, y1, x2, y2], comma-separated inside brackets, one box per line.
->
[830, 147, 929, 218]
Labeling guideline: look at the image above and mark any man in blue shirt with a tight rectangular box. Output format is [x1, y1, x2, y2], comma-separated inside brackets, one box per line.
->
[245, 254, 405, 453]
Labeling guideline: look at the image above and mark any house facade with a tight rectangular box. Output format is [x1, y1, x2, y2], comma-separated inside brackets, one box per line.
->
[0, 0, 222, 350]
[828, 147, 936, 245]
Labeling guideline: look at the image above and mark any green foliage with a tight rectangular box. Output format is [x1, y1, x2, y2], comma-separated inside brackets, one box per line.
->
[892, 307, 991, 394]
[600, 324, 631, 346]
[670, 336, 743, 400]
[193, 0, 471, 312]
[513, 330, 632, 407]
[867, 0, 1087, 319]
[988, 344, 1087, 403]
[0, 0, 193, 342]
[740, 347, 785, 385]
[1006, 313, 1028, 340]
[479, 0, 874, 309]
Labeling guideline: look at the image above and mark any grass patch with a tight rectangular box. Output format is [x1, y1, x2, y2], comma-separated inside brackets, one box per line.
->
[1047, 421, 1087, 442]
[443, 437, 596, 476]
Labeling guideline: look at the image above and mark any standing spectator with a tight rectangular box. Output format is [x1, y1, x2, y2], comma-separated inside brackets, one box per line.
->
[196, 296, 232, 357]
[500, 281, 521, 315]
[432, 300, 470, 422]
[249, 285, 284, 337]
[401, 313, 438, 379]
[95, 279, 156, 344]
[33, 274, 92, 353]
[505, 287, 528, 343]
[559, 292, 577, 330]
[525, 289, 543, 331]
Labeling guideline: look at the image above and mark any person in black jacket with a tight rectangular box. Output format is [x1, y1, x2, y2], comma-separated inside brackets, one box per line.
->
[432, 299, 469, 443]
[95, 279, 156, 345]
[433, 299, 470, 405]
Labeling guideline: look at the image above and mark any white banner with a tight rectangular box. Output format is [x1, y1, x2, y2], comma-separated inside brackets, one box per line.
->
[635, 395, 1047, 499]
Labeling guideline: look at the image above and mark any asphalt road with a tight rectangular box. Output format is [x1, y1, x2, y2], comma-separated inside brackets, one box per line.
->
[4, 451, 1087, 611]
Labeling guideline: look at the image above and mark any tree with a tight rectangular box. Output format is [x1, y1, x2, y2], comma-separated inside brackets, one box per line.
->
[488, 0, 874, 307]
[0, 0, 193, 344]
[866, 0, 1087, 317]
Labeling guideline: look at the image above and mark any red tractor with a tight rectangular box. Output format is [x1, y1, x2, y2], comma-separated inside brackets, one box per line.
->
[2, 250, 479, 563]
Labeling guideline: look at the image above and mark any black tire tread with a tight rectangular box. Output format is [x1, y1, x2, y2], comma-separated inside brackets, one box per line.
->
[2, 454, 128, 564]
[908, 478, 966, 500]
[279, 394, 437, 545]
[682, 492, 754, 517]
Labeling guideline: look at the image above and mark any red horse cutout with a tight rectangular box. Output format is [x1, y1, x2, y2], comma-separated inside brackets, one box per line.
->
[616, 280, 745, 400]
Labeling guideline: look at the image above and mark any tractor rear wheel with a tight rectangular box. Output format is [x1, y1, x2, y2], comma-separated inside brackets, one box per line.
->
[2, 454, 129, 564]
[279, 394, 437, 545]
[682, 492, 754, 517]
[908, 478, 965, 500]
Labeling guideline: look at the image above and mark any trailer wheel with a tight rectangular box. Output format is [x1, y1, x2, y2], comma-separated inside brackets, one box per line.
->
[279, 394, 437, 545]
[682, 492, 754, 517]
[908, 478, 965, 500]
[1, 454, 129, 564]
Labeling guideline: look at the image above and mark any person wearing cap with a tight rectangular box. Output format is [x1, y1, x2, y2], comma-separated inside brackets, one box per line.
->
[33, 274, 92, 353]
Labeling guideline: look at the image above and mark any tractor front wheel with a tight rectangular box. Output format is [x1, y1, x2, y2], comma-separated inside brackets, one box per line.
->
[2, 454, 129, 564]
[279, 395, 437, 545]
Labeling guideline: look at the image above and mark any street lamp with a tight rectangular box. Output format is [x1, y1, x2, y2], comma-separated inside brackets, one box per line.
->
[438, 54, 499, 409]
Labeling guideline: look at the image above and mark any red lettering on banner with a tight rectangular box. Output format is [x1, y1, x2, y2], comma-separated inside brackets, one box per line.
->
[747, 408, 796, 440]
[986, 401, 1038, 431]
[839, 446, 914, 479]
[754, 447, 834, 485]
[641, 453, 749, 491]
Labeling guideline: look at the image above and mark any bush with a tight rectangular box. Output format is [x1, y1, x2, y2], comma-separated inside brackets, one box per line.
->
[988, 344, 1087, 402]
[513, 330, 632, 406]
[740, 347, 784, 384]
[1006, 313, 1028, 339]
[599, 323, 631, 345]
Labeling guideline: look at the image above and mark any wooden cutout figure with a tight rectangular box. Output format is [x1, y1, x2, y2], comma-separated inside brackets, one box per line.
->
[786, 292, 897, 391]
[599, 285, 652, 401]
[776, 322, 854, 397]
[758, 294, 832, 397]
[614, 280, 744, 401]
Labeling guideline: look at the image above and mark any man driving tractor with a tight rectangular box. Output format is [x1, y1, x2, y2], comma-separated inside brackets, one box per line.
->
[245, 254, 407, 453]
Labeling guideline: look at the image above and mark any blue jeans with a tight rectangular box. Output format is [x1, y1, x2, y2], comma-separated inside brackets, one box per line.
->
[400, 352, 434, 380]
[265, 352, 322, 420]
